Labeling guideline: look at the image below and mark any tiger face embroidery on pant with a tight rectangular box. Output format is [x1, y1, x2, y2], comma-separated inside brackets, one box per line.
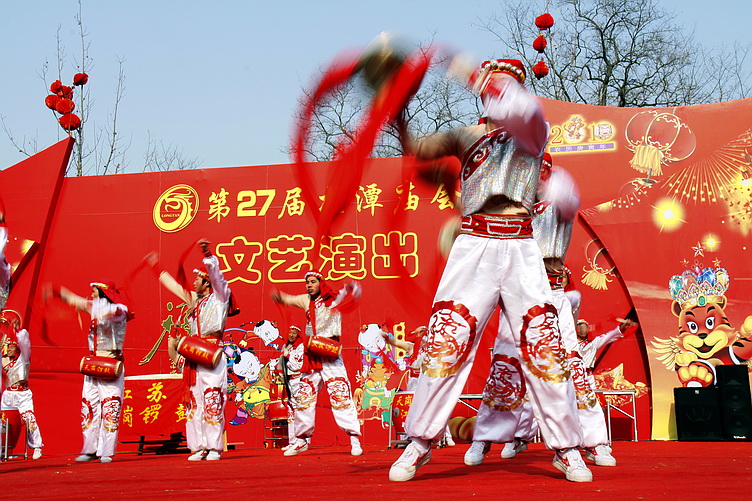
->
[102, 395, 123, 433]
[295, 377, 318, 411]
[203, 387, 225, 426]
[21, 411, 40, 434]
[325, 377, 353, 411]
[482, 354, 527, 411]
[567, 351, 598, 409]
[520, 303, 570, 382]
[81, 398, 94, 431]
[421, 300, 478, 378]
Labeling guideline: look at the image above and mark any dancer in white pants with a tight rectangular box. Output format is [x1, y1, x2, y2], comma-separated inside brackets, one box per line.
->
[152, 240, 232, 461]
[273, 272, 363, 456]
[576, 318, 635, 464]
[54, 280, 133, 463]
[280, 325, 305, 450]
[390, 58, 590, 483]
[0, 219, 11, 311]
[1, 318, 43, 458]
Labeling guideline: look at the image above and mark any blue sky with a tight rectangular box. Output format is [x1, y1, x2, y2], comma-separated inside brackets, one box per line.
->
[1, 1, 749, 173]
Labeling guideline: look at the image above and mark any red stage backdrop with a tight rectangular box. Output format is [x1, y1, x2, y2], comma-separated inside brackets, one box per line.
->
[2, 97, 751, 454]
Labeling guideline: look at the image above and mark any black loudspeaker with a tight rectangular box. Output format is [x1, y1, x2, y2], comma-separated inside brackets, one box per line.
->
[716, 365, 752, 441]
[674, 386, 723, 441]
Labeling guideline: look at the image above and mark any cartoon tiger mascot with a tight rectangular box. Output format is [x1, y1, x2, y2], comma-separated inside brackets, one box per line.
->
[652, 265, 752, 387]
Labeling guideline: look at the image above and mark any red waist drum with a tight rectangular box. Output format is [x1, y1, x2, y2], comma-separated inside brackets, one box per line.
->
[391, 391, 415, 432]
[306, 336, 341, 359]
[177, 336, 223, 369]
[80, 356, 123, 380]
[266, 400, 289, 421]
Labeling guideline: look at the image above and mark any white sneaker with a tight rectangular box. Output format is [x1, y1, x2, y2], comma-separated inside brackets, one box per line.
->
[99, 456, 112, 463]
[187, 451, 206, 461]
[350, 436, 363, 456]
[32, 448, 43, 460]
[500, 439, 528, 459]
[206, 450, 222, 461]
[553, 448, 593, 482]
[389, 439, 431, 481]
[283, 438, 308, 456]
[444, 435, 456, 447]
[585, 444, 616, 466]
[75, 454, 96, 463]
[463, 441, 491, 466]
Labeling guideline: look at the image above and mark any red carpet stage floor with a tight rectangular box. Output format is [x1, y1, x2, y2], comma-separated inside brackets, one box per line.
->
[2, 441, 750, 500]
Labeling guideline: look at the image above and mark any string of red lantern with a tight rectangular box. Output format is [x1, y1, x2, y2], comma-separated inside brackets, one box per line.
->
[532, 13, 554, 80]
[44, 72, 88, 132]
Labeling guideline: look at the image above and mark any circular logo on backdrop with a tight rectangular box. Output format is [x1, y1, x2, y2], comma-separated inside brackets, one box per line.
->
[153, 184, 199, 233]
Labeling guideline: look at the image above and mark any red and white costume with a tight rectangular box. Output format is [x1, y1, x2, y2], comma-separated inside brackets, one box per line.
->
[578, 324, 624, 446]
[281, 336, 305, 444]
[71, 292, 130, 459]
[2, 328, 43, 450]
[162, 255, 231, 454]
[0, 224, 10, 311]
[280, 288, 361, 441]
[403, 77, 582, 451]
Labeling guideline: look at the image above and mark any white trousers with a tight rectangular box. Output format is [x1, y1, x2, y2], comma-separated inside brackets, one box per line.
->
[1, 389, 43, 449]
[553, 290, 609, 448]
[287, 376, 301, 443]
[81, 373, 124, 457]
[404, 234, 582, 450]
[472, 289, 606, 447]
[293, 357, 361, 438]
[186, 357, 227, 452]
[473, 311, 539, 443]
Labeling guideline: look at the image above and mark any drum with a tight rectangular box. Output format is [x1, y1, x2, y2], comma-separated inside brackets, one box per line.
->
[177, 336, 223, 368]
[391, 391, 414, 432]
[306, 336, 341, 359]
[266, 400, 289, 421]
[1, 408, 22, 452]
[80, 356, 123, 379]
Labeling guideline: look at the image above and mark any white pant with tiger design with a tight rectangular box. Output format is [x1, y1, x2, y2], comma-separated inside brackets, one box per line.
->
[293, 357, 360, 439]
[404, 233, 583, 450]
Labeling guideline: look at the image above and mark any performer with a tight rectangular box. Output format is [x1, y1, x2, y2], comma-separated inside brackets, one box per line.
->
[272, 271, 363, 457]
[576, 317, 636, 465]
[150, 241, 232, 461]
[0, 216, 11, 311]
[382, 326, 455, 446]
[279, 325, 304, 451]
[1, 312, 43, 459]
[389, 59, 590, 483]
[464, 153, 588, 467]
[53, 280, 133, 463]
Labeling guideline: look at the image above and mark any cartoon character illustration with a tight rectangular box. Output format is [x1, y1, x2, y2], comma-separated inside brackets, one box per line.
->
[253, 320, 282, 350]
[354, 324, 400, 424]
[652, 263, 752, 387]
[354, 362, 395, 424]
[225, 344, 273, 424]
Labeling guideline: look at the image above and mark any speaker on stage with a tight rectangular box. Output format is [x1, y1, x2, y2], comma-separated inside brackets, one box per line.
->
[716, 364, 752, 441]
[674, 386, 723, 441]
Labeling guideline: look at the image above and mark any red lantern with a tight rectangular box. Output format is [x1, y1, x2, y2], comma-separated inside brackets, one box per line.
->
[45, 94, 60, 110]
[535, 13, 555, 30]
[49, 80, 63, 94]
[533, 35, 548, 53]
[55, 98, 76, 115]
[533, 60, 549, 79]
[73, 72, 89, 86]
[59, 86, 74, 100]
[59, 113, 81, 131]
